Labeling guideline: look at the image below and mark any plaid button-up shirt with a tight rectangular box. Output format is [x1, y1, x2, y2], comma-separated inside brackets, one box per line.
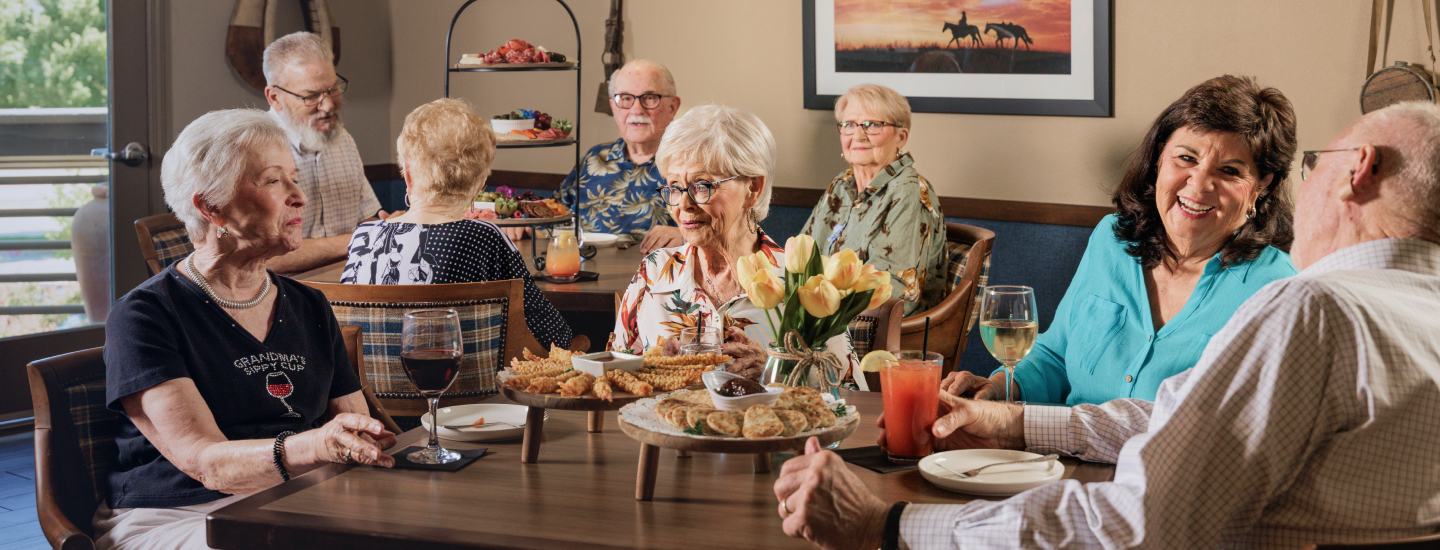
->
[901, 238, 1440, 548]
[286, 126, 381, 238]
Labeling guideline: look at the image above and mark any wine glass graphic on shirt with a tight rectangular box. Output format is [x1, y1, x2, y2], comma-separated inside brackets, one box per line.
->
[266, 371, 301, 417]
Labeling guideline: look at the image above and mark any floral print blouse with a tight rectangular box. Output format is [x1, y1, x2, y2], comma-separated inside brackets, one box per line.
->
[800, 153, 948, 315]
[609, 230, 856, 377]
[559, 138, 674, 239]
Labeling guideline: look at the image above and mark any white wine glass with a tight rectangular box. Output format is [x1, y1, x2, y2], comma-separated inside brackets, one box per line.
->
[979, 286, 1039, 404]
[402, 309, 463, 465]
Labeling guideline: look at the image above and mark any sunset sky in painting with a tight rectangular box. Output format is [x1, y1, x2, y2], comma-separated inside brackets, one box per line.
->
[835, 0, 1071, 53]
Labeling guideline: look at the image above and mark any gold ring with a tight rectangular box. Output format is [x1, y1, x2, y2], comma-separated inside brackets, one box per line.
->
[781, 499, 791, 515]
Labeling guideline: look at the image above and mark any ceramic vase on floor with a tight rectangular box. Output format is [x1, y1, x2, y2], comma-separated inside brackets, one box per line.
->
[71, 183, 110, 323]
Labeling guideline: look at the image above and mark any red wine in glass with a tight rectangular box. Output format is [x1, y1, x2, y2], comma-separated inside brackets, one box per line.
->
[400, 350, 461, 396]
[266, 371, 301, 417]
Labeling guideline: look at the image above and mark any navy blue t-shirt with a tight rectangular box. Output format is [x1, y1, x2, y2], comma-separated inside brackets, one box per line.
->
[103, 264, 362, 508]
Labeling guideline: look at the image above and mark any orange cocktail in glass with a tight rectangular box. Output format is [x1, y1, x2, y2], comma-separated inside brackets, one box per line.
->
[548, 231, 580, 281]
[881, 351, 942, 464]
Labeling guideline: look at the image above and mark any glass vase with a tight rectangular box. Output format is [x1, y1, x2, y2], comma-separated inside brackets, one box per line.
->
[760, 342, 838, 397]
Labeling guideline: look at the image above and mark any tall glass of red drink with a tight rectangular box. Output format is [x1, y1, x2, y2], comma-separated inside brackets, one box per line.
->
[881, 351, 943, 464]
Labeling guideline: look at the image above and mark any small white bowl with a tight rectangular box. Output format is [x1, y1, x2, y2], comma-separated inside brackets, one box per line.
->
[702, 370, 782, 412]
[581, 232, 619, 247]
[491, 118, 534, 134]
[571, 351, 644, 379]
[472, 201, 495, 211]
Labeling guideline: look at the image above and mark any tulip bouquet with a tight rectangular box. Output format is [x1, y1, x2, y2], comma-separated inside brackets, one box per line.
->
[735, 235, 892, 388]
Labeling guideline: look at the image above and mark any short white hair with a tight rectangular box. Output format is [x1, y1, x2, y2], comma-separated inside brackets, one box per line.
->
[162, 109, 289, 236]
[263, 32, 333, 86]
[1369, 101, 1440, 235]
[655, 104, 775, 221]
[608, 59, 677, 97]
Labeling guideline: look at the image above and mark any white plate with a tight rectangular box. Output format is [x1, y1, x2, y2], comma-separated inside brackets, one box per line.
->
[420, 404, 543, 442]
[581, 232, 619, 247]
[919, 449, 1063, 496]
[571, 351, 644, 379]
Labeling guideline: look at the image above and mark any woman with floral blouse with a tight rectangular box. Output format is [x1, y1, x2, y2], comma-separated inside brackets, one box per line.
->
[801, 84, 948, 315]
[610, 105, 855, 381]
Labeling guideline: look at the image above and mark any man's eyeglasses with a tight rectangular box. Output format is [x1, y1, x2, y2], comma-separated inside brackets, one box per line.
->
[274, 75, 349, 107]
[837, 121, 901, 136]
[1300, 148, 1366, 181]
[657, 176, 741, 206]
[612, 93, 672, 109]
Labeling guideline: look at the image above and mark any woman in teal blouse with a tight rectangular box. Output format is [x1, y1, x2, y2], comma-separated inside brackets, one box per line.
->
[946, 75, 1300, 405]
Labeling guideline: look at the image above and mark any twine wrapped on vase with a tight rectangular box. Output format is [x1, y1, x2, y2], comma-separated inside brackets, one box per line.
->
[770, 330, 845, 391]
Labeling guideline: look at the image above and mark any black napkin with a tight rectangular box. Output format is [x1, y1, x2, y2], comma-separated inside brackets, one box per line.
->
[836, 446, 917, 473]
[536, 270, 599, 284]
[389, 446, 487, 471]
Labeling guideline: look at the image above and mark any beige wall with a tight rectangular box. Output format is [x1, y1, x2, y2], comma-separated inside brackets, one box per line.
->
[389, 0, 1431, 207]
[165, 0, 394, 162]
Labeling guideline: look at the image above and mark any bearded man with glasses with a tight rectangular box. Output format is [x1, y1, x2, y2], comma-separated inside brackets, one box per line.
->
[260, 32, 391, 274]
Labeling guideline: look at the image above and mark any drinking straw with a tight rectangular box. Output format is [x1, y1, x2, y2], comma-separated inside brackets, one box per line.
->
[922, 317, 931, 356]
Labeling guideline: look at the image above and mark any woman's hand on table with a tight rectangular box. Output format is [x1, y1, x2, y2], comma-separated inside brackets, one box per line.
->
[940, 370, 1002, 400]
[774, 437, 889, 550]
[721, 327, 768, 380]
[875, 392, 1025, 453]
[640, 225, 683, 253]
[293, 413, 398, 468]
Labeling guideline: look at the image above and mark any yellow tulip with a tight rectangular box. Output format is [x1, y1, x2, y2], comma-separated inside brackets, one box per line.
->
[746, 269, 785, 310]
[736, 252, 764, 286]
[797, 275, 842, 318]
[865, 282, 893, 310]
[784, 235, 816, 274]
[824, 249, 864, 290]
[852, 268, 890, 294]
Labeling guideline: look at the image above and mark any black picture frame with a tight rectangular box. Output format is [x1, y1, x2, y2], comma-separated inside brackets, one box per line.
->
[803, 0, 1113, 117]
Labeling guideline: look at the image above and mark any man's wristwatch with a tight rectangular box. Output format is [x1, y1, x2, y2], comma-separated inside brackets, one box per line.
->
[882, 501, 909, 550]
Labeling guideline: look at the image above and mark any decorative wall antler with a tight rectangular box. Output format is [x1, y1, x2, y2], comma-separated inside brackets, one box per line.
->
[225, 0, 342, 92]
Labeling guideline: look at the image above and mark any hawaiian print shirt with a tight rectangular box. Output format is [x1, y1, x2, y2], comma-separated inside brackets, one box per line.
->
[559, 138, 673, 239]
[800, 153, 947, 315]
[609, 230, 856, 377]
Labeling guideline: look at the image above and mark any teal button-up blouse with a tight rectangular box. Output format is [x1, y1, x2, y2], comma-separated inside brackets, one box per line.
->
[995, 214, 1297, 405]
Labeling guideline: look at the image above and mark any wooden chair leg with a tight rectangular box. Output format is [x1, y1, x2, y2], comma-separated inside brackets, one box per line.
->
[753, 453, 771, 473]
[588, 410, 604, 433]
[521, 406, 546, 463]
[636, 442, 660, 501]
[676, 449, 691, 458]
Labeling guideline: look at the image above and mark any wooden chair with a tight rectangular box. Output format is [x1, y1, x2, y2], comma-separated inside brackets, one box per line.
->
[1314, 532, 1440, 549]
[900, 222, 995, 375]
[134, 212, 193, 276]
[340, 325, 403, 435]
[28, 347, 115, 550]
[303, 280, 587, 416]
[845, 297, 903, 391]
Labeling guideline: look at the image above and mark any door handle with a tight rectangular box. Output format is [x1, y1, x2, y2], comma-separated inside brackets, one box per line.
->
[90, 142, 149, 167]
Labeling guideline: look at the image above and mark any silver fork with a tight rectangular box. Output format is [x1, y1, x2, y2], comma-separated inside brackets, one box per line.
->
[937, 454, 1059, 478]
[439, 421, 522, 429]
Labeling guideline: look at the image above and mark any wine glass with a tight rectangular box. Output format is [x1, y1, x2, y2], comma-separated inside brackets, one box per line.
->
[978, 286, 1039, 404]
[402, 309, 463, 465]
[265, 371, 301, 417]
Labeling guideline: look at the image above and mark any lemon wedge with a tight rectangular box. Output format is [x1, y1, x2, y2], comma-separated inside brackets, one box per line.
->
[859, 350, 896, 373]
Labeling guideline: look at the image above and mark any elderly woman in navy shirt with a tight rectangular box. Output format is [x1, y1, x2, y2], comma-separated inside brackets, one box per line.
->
[98, 109, 395, 549]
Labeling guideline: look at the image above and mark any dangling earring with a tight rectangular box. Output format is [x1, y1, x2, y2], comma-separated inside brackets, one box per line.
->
[216, 225, 229, 238]
[404, 193, 411, 207]
[1245, 207, 1256, 219]
[746, 209, 759, 234]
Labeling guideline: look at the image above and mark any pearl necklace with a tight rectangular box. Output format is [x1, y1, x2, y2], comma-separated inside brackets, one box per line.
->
[185, 254, 271, 309]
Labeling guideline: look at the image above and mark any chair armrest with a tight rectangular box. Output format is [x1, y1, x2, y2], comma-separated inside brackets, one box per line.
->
[362, 386, 403, 435]
[33, 428, 97, 550]
[900, 279, 973, 333]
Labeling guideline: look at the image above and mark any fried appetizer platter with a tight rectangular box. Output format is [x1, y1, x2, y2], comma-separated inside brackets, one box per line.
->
[502, 344, 730, 401]
[651, 386, 846, 439]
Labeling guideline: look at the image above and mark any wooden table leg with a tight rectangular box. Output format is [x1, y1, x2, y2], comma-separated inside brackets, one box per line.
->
[521, 406, 545, 463]
[636, 442, 661, 501]
[588, 410, 604, 433]
[753, 453, 771, 473]
[676, 449, 691, 458]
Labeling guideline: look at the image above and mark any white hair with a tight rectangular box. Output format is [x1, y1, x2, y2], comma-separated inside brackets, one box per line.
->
[608, 59, 677, 97]
[162, 109, 289, 236]
[1369, 101, 1440, 236]
[655, 104, 775, 221]
[263, 31, 333, 86]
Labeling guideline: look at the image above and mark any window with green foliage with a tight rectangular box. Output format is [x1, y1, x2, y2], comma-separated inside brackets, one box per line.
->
[0, 0, 107, 108]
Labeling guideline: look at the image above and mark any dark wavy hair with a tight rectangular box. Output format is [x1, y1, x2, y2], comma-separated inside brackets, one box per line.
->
[1113, 75, 1297, 269]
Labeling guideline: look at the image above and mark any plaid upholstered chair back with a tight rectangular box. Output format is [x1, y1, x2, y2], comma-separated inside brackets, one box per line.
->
[28, 347, 122, 548]
[846, 297, 904, 391]
[135, 212, 193, 276]
[897, 223, 995, 374]
[302, 280, 543, 416]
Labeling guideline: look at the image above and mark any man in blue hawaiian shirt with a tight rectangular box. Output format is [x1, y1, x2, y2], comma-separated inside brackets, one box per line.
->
[557, 59, 684, 253]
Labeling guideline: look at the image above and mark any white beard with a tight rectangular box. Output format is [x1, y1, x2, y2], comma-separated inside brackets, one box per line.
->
[272, 107, 343, 152]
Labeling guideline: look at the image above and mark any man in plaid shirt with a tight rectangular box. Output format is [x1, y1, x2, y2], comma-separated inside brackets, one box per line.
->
[261, 32, 387, 273]
[774, 102, 1440, 549]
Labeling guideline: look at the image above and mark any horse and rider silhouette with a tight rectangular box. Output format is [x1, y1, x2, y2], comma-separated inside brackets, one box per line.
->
[985, 21, 1033, 51]
[941, 11, 983, 49]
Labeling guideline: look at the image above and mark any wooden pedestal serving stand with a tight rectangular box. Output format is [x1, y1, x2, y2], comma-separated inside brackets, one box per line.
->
[499, 385, 644, 463]
[618, 416, 859, 501]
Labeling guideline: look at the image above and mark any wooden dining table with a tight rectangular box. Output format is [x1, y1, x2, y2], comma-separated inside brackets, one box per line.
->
[293, 237, 648, 312]
[207, 391, 1116, 549]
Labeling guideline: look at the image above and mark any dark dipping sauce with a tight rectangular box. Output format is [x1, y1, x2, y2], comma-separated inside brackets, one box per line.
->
[593, 356, 620, 362]
[718, 378, 767, 397]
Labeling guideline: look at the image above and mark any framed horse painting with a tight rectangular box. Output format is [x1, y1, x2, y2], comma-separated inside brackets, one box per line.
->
[803, 0, 1112, 117]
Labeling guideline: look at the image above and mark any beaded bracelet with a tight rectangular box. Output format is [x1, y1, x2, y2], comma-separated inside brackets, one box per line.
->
[273, 431, 297, 482]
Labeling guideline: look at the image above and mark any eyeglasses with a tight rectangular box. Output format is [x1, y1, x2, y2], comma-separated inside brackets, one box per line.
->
[837, 121, 901, 135]
[657, 176, 741, 206]
[274, 75, 348, 107]
[612, 93, 672, 109]
[1300, 148, 1362, 181]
